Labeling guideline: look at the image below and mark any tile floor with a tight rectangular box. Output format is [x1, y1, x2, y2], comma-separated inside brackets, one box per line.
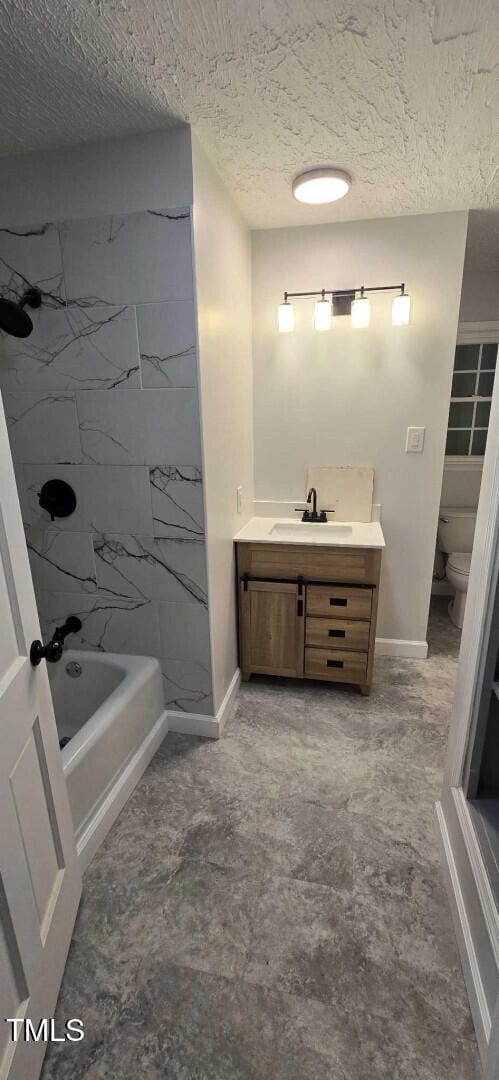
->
[42, 597, 480, 1079]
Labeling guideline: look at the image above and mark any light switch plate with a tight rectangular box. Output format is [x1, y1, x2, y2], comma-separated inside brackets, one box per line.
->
[236, 485, 243, 514]
[405, 427, 425, 453]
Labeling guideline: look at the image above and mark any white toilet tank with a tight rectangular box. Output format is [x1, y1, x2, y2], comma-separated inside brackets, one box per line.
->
[438, 506, 477, 554]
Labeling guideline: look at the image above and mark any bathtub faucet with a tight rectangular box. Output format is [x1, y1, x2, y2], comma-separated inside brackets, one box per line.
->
[30, 616, 82, 667]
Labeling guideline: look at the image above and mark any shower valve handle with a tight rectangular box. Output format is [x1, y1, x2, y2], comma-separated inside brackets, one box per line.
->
[30, 616, 82, 666]
[30, 638, 64, 666]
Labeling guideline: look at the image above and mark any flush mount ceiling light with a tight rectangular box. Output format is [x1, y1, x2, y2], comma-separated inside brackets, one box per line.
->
[292, 168, 352, 205]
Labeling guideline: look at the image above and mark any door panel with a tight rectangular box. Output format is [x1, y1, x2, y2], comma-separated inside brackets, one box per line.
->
[0, 573, 18, 669]
[240, 580, 304, 677]
[10, 720, 64, 936]
[0, 391, 81, 1080]
[0, 875, 30, 1065]
[0, 507, 23, 671]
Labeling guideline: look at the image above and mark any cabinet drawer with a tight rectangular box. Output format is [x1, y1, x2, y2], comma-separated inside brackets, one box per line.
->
[305, 647, 367, 683]
[306, 617, 370, 651]
[306, 585, 372, 620]
[236, 543, 381, 584]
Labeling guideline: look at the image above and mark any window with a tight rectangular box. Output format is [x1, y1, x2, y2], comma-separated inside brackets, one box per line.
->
[446, 341, 497, 456]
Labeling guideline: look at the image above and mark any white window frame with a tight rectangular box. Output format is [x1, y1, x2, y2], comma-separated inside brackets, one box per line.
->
[446, 322, 499, 466]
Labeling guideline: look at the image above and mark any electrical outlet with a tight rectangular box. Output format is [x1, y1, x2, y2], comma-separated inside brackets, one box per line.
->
[236, 485, 243, 514]
[405, 426, 425, 453]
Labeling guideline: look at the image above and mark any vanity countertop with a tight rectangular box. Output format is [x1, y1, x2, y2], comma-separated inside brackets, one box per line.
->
[233, 517, 385, 549]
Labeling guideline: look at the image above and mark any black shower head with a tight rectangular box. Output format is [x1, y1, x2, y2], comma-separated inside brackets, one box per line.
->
[0, 298, 33, 337]
[0, 287, 42, 338]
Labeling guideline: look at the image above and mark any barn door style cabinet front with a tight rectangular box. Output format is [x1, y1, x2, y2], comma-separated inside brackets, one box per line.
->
[236, 542, 382, 694]
[239, 579, 305, 678]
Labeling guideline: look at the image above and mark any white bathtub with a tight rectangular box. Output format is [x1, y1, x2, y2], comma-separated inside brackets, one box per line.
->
[49, 650, 168, 871]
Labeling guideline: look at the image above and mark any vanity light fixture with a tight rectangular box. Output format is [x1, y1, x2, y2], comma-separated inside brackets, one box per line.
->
[277, 282, 410, 332]
[277, 294, 295, 332]
[391, 285, 411, 326]
[313, 290, 332, 331]
[292, 168, 352, 205]
[351, 287, 371, 329]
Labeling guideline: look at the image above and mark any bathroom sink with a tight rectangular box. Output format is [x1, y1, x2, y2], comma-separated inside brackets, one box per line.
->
[234, 516, 384, 549]
[270, 522, 353, 540]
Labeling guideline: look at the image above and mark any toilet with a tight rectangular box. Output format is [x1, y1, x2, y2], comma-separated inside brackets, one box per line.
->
[437, 507, 477, 629]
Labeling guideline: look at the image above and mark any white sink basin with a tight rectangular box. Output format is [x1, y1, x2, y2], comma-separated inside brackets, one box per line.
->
[233, 516, 384, 549]
[270, 522, 353, 540]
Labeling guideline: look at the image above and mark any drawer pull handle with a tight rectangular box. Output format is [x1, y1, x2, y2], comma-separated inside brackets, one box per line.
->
[297, 598, 303, 617]
[327, 659, 344, 669]
[330, 598, 347, 607]
[328, 629, 345, 638]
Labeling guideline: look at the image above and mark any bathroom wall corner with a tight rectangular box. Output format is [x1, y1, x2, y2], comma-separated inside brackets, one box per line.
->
[191, 133, 254, 716]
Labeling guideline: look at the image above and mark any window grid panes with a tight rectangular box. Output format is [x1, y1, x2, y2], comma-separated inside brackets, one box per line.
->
[446, 342, 497, 457]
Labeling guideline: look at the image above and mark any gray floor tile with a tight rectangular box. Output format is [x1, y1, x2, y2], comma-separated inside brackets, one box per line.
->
[41, 599, 479, 1080]
[179, 795, 354, 890]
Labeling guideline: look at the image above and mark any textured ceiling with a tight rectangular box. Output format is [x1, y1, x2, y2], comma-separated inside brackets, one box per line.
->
[0, 0, 498, 228]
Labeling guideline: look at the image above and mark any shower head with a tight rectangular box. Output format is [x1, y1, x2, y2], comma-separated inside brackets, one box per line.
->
[0, 299, 33, 338]
[0, 287, 42, 338]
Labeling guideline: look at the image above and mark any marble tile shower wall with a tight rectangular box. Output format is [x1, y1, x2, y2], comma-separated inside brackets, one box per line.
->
[0, 209, 213, 716]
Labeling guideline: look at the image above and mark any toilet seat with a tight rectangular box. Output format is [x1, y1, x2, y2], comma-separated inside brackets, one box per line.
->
[447, 552, 471, 577]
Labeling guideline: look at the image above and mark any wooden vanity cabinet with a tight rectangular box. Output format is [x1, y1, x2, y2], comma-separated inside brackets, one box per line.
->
[239, 580, 305, 678]
[236, 542, 381, 694]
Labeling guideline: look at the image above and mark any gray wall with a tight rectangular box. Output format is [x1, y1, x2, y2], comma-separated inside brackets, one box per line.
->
[251, 211, 468, 647]
[460, 269, 499, 322]
[0, 129, 213, 717]
[0, 127, 192, 227]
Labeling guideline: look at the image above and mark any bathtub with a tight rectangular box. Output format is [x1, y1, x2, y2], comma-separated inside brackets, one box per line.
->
[49, 650, 168, 871]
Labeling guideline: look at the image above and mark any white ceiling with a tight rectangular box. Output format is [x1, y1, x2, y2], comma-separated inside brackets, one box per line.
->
[0, 0, 498, 229]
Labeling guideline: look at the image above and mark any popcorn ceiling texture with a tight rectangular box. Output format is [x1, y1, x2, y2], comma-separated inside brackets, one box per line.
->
[0, 0, 498, 227]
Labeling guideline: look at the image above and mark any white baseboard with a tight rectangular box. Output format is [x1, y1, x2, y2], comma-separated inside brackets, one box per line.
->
[436, 799, 490, 1063]
[375, 637, 428, 659]
[76, 710, 168, 872]
[167, 668, 241, 740]
[216, 667, 241, 736]
[167, 711, 220, 738]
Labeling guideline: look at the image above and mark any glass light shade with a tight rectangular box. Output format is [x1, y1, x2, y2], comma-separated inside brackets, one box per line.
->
[351, 296, 371, 328]
[392, 293, 411, 326]
[277, 302, 295, 332]
[313, 299, 332, 331]
[292, 168, 351, 205]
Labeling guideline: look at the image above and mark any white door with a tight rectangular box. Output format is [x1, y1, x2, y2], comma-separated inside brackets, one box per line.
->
[0, 393, 81, 1080]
